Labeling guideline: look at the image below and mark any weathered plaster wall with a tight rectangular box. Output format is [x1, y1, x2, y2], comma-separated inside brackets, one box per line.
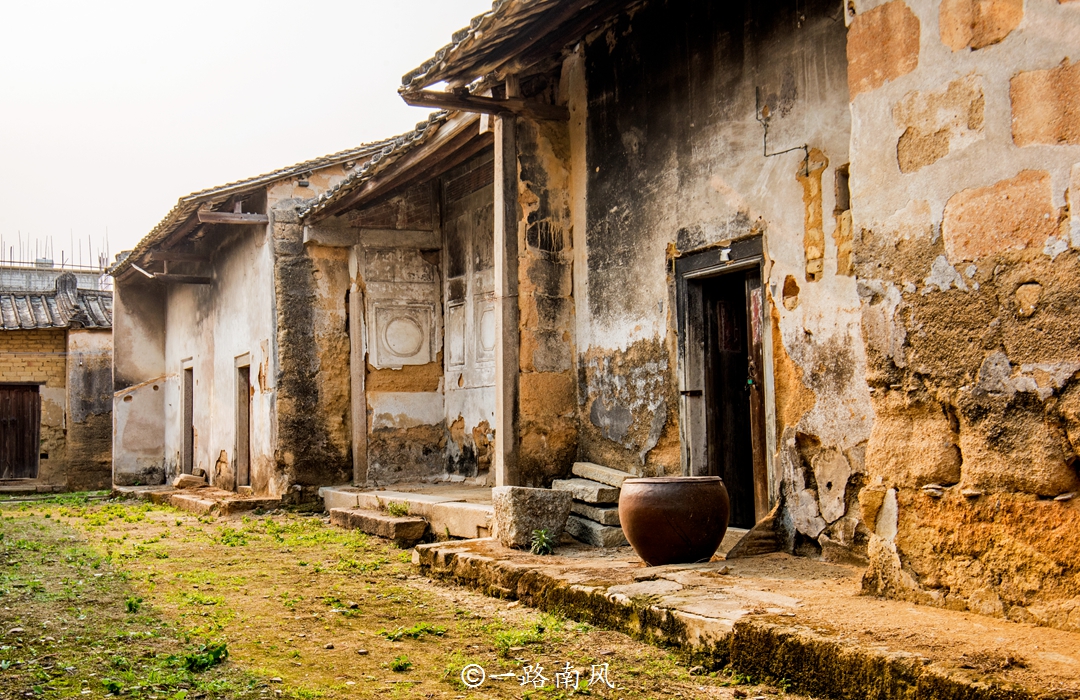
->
[112, 278, 166, 485]
[357, 186, 444, 485]
[579, 0, 867, 539]
[0, 329, 68, 486]
[162, 224, 278, 493]
[847, 0, 1080, 631]
[442, 152, 497, 480]
[65, 329, 112, 490]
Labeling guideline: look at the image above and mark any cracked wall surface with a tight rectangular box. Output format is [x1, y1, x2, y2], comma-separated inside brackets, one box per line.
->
[849, 0, 1080, 631]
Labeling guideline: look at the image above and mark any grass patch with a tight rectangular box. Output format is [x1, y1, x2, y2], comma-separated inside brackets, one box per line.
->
[0, 497, 811, 700]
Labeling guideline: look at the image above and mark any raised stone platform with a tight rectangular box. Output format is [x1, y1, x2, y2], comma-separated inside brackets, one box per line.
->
[414, 538, 1080, 700]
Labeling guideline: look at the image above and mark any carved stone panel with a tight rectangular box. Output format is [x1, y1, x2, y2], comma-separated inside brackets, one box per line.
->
[371, 304, 434, 367]
[447, 302, 466, 368]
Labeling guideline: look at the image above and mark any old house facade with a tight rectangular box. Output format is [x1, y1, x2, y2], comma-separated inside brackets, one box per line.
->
[0, 267, 113, 491]
[308, 0, 1075, 632]
[110, 0, 1080, 634]
[110, 144, 400, 495]
[301, 111, 497, 486]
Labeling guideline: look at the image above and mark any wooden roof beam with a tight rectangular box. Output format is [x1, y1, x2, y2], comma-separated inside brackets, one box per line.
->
[400, 90, 568, 122]
[197, 210, 270, 225]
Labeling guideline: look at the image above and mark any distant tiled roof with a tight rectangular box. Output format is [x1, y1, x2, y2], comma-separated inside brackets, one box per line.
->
[0, 273, 112, 330]
[400, 0, 624, 91]
[300, 112, 454, 221]
[111, 140, 397, 277]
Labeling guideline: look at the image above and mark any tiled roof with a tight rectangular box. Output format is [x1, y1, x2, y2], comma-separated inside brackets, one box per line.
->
[400, 0, 622, 92]
[111, 140, 397, 277]
[0, 273, 112, 330]
[300, 111, 455, 221]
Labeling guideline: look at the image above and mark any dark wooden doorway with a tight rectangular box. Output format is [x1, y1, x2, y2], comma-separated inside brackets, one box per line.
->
[676, 239, 770, 529]
[182, 368, 194, 475]
[236, 365, 251, 489]
[0, 385, 41, 479]
[700, 269, 768, 529]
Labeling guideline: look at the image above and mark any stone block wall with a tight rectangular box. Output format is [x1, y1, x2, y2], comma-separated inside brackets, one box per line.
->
[847, 0, 1080, 632]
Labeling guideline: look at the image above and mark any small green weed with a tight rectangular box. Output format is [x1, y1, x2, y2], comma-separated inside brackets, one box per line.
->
[530, 528, 556, 555]
[217, 526, 247, 547]
[125, 596, 143, 613]
[389, 654, 412, 673]
[379, 622, 447, 641]
[384, 501, 409, 517]
[183, 642, 228, 672]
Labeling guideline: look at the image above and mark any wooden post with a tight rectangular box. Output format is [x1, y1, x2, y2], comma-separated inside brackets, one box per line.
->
[494, 77, 521, 488]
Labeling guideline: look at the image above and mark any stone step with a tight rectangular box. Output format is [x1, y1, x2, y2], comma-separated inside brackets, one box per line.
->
[571, 501, 621, 526]
[317, 485, 364, 511]
[552, 478, 620, 504]
[566, 515, 628, 548]
[320, 486, 494, 540]
[428, 502, 493, 539]
[329, 508, 428, 545]
[571, 462, 632, 488]
[355, 490, 461, 517]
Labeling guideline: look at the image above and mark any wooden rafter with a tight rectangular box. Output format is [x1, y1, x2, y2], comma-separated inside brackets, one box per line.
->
[400, 90, 569, 122]
[197, 210, 269, 225]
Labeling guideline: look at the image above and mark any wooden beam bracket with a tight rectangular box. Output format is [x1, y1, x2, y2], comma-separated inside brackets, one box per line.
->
[400, 89, 569, 122]
[197, 210, 270, 225]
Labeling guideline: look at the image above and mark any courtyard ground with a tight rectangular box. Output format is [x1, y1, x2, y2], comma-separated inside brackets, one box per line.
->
[0, 495, 813, 699]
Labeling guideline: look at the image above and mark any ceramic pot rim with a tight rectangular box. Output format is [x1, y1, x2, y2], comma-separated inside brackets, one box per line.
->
[623, 476, 724, 484]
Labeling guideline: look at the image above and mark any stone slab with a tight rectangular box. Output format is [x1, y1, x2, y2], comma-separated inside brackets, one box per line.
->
[492, 486, 572, 549]
[566, 515, 627, 548]
[169, 492, 218, 515]
[571, 462, 631, 488]
[173, 474, 207, 489]
[428, 501, 493, 539]
[318, 485, 362, 511]
[329, 508, 427, 544]
[168, 490, 279, 516]
[355, 490, 461, 518]
[552, 478, 620, 504]
[570, 501, 621, 526]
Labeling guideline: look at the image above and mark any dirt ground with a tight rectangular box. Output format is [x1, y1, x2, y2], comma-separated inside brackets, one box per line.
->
[0, 496, 820, 699]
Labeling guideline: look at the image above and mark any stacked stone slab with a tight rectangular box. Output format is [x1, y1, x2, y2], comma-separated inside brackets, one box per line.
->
[552, 462, 629, 548]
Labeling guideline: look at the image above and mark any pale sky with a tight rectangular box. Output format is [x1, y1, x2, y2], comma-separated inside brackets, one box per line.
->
[0, 0, 493, 268]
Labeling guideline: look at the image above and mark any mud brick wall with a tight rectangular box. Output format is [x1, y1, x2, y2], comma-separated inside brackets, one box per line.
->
[271, 207, 353, 490]
[515, 116, 578, 486]
[847, 0, 1080, 632]
[0, 329, 70, 486]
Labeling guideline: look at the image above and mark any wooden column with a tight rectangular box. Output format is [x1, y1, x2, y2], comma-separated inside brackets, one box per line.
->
[494, 79, 521, 487]
[348, 247, 368, 486]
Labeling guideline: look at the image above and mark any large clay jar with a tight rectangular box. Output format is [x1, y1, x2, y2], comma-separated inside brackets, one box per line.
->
[618, 476, 730, 566]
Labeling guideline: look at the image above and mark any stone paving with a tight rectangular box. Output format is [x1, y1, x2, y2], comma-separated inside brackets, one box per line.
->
[414, 537, 1080, 699]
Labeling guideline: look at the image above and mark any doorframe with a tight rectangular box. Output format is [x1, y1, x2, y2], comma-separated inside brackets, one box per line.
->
[674, 237, 777, 517]
[0, 383, 42, 480]
[234, 353, 252, 490]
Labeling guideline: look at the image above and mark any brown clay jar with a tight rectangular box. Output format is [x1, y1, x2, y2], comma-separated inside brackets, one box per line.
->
[618, 476, 730, 566]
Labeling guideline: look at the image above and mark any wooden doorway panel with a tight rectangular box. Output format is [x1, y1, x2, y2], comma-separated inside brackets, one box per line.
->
[675, 239, 771, 528]
[0, 385, 40, 479]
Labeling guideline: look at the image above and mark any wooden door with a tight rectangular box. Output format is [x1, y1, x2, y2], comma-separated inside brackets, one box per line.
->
[702, 269, 769, 528]
[0, 385, 40, 479]
[236, 366, 251, 488]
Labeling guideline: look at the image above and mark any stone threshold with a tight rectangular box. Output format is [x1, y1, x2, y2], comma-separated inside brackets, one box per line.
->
[114, 484, 280, 515]
[414, 538, 1077, 700]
